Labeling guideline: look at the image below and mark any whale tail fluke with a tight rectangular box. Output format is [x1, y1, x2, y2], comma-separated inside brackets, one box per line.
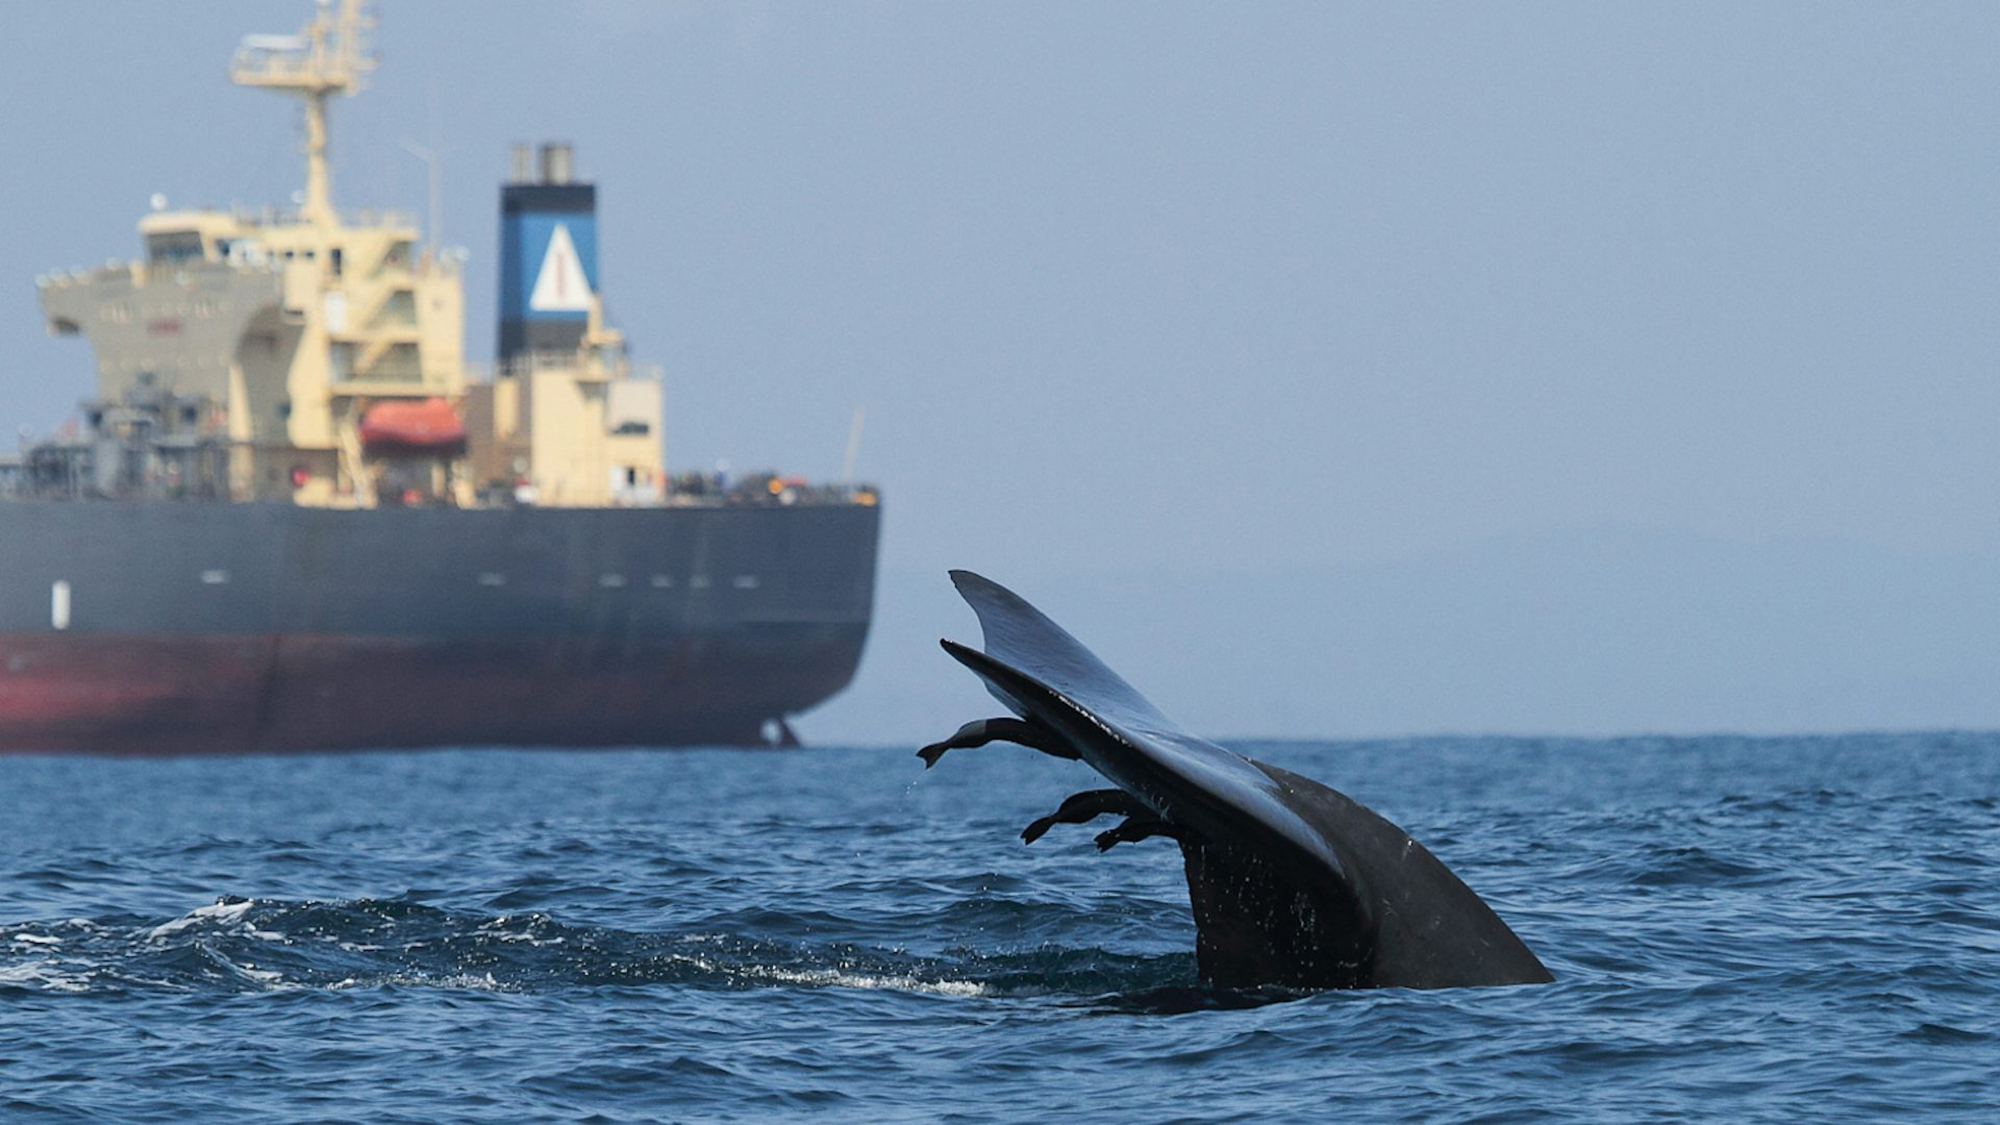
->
[923, 569, 1555, 992]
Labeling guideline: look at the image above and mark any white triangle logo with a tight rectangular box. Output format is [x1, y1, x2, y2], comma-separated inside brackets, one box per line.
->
[529, 222, 592, 312]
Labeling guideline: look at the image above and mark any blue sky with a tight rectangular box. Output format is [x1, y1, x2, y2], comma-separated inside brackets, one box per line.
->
[3, 2, 1995, 742]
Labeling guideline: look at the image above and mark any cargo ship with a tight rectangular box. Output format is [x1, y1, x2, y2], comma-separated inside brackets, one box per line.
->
[0, 1, 879, 754]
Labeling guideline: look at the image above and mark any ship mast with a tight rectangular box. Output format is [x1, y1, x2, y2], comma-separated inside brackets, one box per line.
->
[229, 0, 374, 225]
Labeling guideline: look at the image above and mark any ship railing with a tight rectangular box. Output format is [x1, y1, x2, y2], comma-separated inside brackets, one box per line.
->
[147, 204, 420, 233]
[241, 205, 419, 231]
[468, 352, 635, 383]
[36, 206, 432, 288]
[466, 474, 877, 510]
[665, 472, 881, 509]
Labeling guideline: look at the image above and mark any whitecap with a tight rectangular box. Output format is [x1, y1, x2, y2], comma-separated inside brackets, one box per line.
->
[749, 964, 989, 997]
[0, 960, 91, 993]
[493, 931, 564, 944]
[376, 971, 510, 992]
[328, 971, 510, 993]
[147, 899, 254, 940]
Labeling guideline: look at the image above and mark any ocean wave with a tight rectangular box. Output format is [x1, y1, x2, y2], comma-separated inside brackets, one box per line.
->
[0, 895, 1196, 1002]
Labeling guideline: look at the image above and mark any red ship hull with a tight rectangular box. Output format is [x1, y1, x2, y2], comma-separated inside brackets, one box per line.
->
[0, 632, 863, 755]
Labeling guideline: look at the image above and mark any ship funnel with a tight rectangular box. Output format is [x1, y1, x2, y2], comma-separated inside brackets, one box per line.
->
[509, 143, 534, 185]
[539, 143, 574, 186]
[498, 141, 597, 365]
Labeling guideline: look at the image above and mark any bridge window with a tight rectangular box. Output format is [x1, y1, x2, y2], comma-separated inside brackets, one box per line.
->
[146, 231, 205, 264]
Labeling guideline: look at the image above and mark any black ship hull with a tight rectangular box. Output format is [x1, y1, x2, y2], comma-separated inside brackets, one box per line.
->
[0, 502, 878, 754]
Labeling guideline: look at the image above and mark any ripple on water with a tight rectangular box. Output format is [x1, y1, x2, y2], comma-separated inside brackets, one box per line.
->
[0, 736, 1997, 1124]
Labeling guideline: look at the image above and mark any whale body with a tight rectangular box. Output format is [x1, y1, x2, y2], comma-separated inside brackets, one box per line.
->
[921, 570, 1553, 991]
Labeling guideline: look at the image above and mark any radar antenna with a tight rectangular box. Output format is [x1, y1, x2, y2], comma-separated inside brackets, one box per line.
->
[229, 0, 375, 225]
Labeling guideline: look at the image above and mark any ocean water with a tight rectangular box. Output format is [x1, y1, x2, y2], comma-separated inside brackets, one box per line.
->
[2, 733, 1995, 1123]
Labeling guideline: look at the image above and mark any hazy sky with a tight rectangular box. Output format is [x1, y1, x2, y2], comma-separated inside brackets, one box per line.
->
[3, 2, 1995, 742]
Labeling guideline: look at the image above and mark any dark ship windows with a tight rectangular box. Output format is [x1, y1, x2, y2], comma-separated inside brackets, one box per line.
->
[221, 239, 265, 267]
[145, 231, 204, 263]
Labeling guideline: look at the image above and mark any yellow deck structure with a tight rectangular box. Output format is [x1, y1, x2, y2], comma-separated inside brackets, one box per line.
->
[35, 0, 662, 510]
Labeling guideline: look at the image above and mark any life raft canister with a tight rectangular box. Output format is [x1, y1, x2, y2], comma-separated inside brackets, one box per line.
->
[357, 398, 468, 457]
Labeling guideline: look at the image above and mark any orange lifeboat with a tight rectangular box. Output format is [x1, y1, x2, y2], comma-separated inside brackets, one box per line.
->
[358, 398, 467, 457]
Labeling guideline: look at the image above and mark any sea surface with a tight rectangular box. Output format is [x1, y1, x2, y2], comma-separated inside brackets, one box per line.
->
[2, 734, 1996, 1123]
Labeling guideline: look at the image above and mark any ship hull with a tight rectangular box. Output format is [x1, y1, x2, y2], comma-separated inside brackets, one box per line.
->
[0, 502, 878, 755]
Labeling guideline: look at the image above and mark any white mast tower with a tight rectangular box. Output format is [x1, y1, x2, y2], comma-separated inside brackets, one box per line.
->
[230, 0, 375, 225]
